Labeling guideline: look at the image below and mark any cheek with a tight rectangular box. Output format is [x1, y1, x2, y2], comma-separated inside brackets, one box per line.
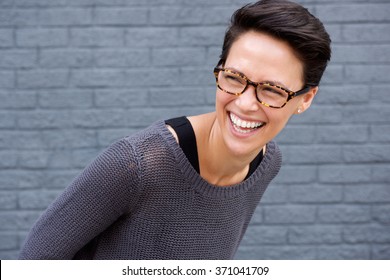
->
[215, 90, 234, 111]
[266, 108, 295, 132]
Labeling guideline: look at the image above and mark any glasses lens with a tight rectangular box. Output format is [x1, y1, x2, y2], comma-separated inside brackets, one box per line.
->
[218, 70, 246, 94]
[257, 84, 289, 108]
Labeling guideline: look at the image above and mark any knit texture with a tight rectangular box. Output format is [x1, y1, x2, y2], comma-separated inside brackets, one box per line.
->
[19, 120, 282, 260]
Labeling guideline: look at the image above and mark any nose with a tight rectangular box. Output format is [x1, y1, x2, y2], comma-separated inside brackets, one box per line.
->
[235, 84, 260, 112]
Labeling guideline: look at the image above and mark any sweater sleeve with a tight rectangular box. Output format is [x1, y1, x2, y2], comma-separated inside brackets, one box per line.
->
[18, 138, 141, 260]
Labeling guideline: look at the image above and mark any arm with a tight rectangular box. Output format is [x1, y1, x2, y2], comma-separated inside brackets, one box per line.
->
[19, 138, 141, 259]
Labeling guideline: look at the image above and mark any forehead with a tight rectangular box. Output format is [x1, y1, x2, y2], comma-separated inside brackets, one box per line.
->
[225, 31, 304, 86]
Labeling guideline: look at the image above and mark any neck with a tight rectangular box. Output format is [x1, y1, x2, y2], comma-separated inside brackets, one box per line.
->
[190, 113, 255, 186]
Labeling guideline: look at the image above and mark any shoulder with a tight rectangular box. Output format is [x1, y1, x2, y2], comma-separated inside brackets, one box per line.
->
[262, 140, 283, 175]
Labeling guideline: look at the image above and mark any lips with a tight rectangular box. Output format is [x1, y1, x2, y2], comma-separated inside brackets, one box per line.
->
[229, 112, 264, 134]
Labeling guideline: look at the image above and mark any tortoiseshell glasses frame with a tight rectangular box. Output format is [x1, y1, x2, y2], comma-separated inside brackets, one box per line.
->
[214, 67, 315, 109]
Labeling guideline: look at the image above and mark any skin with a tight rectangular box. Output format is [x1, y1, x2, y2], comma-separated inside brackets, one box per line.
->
[169, 31, 318, 186]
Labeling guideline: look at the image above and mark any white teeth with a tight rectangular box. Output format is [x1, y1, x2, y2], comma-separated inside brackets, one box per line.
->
[229, 112, 263, 131]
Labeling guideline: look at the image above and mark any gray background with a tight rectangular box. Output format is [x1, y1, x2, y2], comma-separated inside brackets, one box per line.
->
[0, 0, 389, 260]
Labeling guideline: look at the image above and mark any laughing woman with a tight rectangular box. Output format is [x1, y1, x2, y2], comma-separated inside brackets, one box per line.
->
[19, 0, 331, 259]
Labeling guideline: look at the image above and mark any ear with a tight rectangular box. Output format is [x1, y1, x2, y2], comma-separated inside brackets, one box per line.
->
[295, 86, 318, 114]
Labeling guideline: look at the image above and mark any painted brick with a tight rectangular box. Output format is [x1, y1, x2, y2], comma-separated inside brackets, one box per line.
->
[150, 7, 233, 26]
[18, 150, 52, 169]
[342, 105, 390, 124]
[343, 226, 390, 244]
[0, 91, 37, 109]
[281, 145, 343, 164]
[288, 226, 343, 244]
[14, 0, 68, 7]
[71, 109, 130, 128]
[70, 28, 124, 47]
[17, 110, 71, 129]
[94, 89, 148, 108]
[343, 145, 390, 163]
[319, 65, 344, 84]
[181, 67, 217, 86]
[343, 24, 390, 43]
[71, 69, 180, 87]
[0, 192, 18, 210]
[19, 190, 61, 210]
[0, 131, 43, 150]
[44, 150, 73, 169]
[332, 45, 390, 63]
[0, 212, 40, 230]
[94, 8, 148, 25]
[150, 88, 206, 106]
[290, 105, 343, 124]
[264, 205, 316, 224]
[289, 184, 343, 203]
[275, 125, 316, 144]
[0, 0, 14, 7]
[180, 26, 226, 46]
[0, 251, 19, 260]
[241, 226, 287, 245]
[372, 205, 390, 224]
[371, 245, 390, 260]
[0, 71, 15, 88]
[94, 49, 149, 67]
[0, 9, 38, 26]
[41, 170, 80, 189]
[260, 184, 288, 204]
[38, 89, 94, 108]
[39, 49, 94, 68]
[316, 125, 369, 144]
[126, 27, 179, 47]
[273, 165, 317, 184]
[317, 245, 370, 260]
[371, 84, 390, 103]
[372, 166, 390, 183]
[0, 111, 17, 128]
[37, 8, 92, 25]
[317, 4, 390, 23]
[318, 205, 371, 223]
[71, 148, 100, 168]
[152, 47, 206, 66]
[236, 245, 317, 260]
[0, 29, 13, 47]
[0, 50, 37, 68]
[315, 85, 370, 105]
[322, 24, 343, 43]
[319, 165, 371, 183]
[345, 184, 390, 203]
[346, 65, 390, 83]
[0, 151, 18, 169]
[0, 234, 19, 250]
[16, 28, 68, 47]
[17, 70, 68, 89]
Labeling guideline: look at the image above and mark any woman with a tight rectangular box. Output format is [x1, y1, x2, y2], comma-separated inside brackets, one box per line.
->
[19, 0, 331, 259]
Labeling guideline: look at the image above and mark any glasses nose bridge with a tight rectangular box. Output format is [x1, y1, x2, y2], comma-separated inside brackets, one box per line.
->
[243, 78, 259, 93]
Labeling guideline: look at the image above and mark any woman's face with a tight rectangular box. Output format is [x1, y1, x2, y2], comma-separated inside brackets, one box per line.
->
[215, 31, 317, 158]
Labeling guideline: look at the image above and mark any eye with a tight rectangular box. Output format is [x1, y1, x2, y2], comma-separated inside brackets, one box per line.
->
[260, 85, 287, 98]
[225, 73, 245, 85]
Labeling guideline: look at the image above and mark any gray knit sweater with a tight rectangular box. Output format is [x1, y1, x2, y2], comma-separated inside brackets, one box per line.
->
[19, 120, 282, 260]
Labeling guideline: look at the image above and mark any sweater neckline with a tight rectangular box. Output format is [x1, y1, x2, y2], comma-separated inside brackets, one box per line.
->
[156, 119, 277, 199]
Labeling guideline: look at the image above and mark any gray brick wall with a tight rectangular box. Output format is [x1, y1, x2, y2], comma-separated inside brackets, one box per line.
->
[0, 0, 389, 260]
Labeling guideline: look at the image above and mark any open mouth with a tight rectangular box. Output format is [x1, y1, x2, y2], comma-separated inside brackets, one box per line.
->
[229, 112, 265, 134]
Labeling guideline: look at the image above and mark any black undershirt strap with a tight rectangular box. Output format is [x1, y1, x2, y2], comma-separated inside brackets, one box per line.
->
[165, 117, 200, 174]
[165, 116, 263, 180]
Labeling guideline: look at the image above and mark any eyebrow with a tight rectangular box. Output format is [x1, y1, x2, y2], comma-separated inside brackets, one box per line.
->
[225, 67, 290, 90]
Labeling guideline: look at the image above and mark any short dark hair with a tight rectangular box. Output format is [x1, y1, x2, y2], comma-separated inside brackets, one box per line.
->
[219, 0, 331, 86]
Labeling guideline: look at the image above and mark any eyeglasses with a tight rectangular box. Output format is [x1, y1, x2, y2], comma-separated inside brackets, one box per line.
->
[214, 67, 312, 109]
